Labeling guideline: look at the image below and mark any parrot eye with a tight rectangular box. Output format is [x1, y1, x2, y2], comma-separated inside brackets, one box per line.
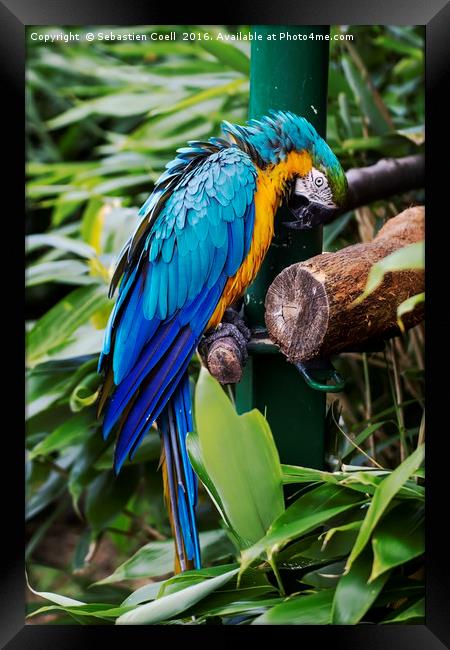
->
[314, 177, 324, 188]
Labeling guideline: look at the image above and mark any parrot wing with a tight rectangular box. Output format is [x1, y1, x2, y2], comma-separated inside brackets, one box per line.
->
[98, 142, 257, 472]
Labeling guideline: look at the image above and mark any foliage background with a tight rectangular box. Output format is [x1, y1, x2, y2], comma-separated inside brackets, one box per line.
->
[25, 25, 425, 624]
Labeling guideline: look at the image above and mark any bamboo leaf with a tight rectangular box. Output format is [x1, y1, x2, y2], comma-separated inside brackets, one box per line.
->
[253, 589, 334, 625]
[96, 530, 233, 584]
[116, 567, 239, 624]
[332, 547, 390, 624]
[397, 292, 425, 332]
[86, 467, 140, 533]
[26, 260, 97, 287]
[198, 38, 250, 75]
[240, 483, 367, 571]
[354, 241, 424, 304]
[47, 93, 163, 130]
[345, 445, 425, 571]
[26, 233, 96, 259]
[26, 284, 110, 366]
[370, 502, 424, 581]
[29, 410, 94, 459]
[384, 597, 424, 623]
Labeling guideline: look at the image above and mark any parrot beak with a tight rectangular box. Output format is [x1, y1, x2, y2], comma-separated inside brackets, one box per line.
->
[286, 192, 338, 230]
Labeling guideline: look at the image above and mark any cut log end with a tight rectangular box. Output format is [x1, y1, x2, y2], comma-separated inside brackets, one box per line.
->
[265, 206, 425, 363]
[265, 266, 329, 362]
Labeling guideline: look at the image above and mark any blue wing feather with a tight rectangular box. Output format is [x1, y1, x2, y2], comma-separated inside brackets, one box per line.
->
[100, 143, 257, 476]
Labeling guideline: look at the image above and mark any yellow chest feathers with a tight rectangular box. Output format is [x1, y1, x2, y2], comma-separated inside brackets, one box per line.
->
[207, 150, 312, 329]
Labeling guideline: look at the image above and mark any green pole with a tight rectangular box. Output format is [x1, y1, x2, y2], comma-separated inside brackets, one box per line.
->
[236, 25, 330, 470]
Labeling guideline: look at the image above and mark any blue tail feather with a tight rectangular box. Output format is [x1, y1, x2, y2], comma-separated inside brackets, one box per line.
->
[161, 376, 201, 569]
[113, 326, 196, 472]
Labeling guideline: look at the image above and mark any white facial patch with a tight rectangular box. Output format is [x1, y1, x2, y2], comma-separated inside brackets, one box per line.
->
[294, 167, 335, 208]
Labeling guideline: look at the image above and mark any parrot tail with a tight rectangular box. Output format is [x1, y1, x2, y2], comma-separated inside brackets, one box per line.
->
[159, 372, 201, 573]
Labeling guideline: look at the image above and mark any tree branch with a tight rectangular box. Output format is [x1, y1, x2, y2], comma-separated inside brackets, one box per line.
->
[344, 154, 424, 214]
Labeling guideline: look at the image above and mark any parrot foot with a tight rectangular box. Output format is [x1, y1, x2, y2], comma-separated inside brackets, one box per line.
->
[198, 309, 251, 384]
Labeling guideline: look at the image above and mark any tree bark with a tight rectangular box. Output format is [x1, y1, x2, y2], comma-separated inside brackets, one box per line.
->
[344, 154, 424, 214]
[264, 206, 424, 364]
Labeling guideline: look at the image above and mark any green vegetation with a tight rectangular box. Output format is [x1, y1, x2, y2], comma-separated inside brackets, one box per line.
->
[26, 25, 424, 625]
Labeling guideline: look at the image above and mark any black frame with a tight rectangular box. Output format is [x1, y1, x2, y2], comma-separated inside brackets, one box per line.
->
[5, 0, 450, 646]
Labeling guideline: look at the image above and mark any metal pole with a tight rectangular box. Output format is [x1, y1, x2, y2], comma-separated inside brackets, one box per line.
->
[236, 25, 330, 470]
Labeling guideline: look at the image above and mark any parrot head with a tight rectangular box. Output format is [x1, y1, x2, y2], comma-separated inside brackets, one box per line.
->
[221, 110, 348, 229]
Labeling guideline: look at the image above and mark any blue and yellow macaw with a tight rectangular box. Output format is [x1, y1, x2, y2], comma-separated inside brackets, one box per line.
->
[98, 110, 347, 572]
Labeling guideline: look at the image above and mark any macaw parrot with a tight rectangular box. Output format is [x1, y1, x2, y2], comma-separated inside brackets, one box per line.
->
[97, 110, 348, 573]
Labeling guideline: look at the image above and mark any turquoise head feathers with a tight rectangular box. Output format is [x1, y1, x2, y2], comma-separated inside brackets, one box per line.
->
[221, 110, 348, 210]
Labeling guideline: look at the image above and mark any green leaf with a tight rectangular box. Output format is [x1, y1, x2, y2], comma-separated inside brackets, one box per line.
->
[281, 464, 340, 485]
[340, 471, 424, 501]
[26, 471, 67, 520]
[42, 323, 107, 361]
[96, 529, 233, 584]
[370, 502, 424, 581]
[26, 364, 82, 419]
[80, 198, 107, 252]
[198, 38, 250, 75]
[156, 563, 240, 598]
[384, 597, 424, 623]
[122, 581, 165, 607]
[240, 483, 367, 571]
[93, 174, 152, 195]
[186, 428, 229, 526]
[323, 211, 352, 250]
[47, 93, 163, 130]
[26, 284, 110, 366]
[86, 467, 140, 533]
[29, 410, 93, 458]
[373, 35, 423, 59]
[69, 372, 100, 412]
[345, 444, 425, 571]
[26, 233, 96, 259]
[331, 547, 390, 624]
[194, 595, 283, 620]
[68, 433, 106, 512]
[354, 241, 424, 304]
[26, 260, 96, 287]
[341, 55, 392, 135]
[301, 520, 363, 562]
[27, 576, 86, 607]
[397, 292, 425, 332]
[301, 560, 346, 589]
[253, 589, 334, 625]
[193, 368, 285, 548]
[116, 567, 239, 624]
[27, 602, 135, 622]
[93, 434, 160, 469]
[341, 422, 388, 461]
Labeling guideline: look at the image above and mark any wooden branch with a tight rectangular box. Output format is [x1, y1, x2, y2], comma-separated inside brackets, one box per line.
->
[344, 154, 424, 213]
[265, 206, 424, 364]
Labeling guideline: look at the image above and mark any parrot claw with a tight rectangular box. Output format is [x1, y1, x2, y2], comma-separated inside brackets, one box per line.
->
[198, 308, 251, 366]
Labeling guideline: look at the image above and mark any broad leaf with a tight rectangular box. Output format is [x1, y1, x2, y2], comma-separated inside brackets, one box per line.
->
[332, 547, 390, 624]
[86, 467, 140, 532]
[116, 567, 239, 624]
[345, 444, 424, 571]
[193, 368, 285, 548]
[26, 284, 110, 366]
[253, 589, 334, 625]
[96, 529, 234, 584]
[29, 410, 94, 458]
[370, 502, 424, 580]
[384, 597, 424, 623]
[241, 483, 367, 571]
